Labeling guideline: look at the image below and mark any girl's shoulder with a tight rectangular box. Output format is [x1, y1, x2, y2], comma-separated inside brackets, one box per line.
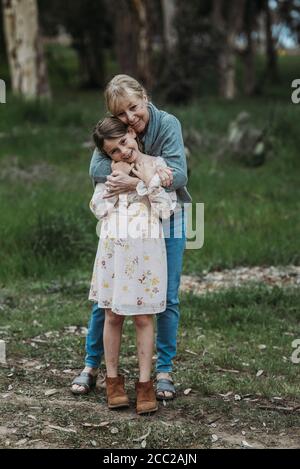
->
[154, 156, 167, 168]
[141, 154, 165, 168]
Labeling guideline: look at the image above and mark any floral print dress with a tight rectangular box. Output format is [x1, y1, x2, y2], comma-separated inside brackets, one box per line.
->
[89, 157, 177, 316]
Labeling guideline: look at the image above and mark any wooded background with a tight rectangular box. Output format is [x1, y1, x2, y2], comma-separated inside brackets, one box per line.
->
[1, 0, 300, 102]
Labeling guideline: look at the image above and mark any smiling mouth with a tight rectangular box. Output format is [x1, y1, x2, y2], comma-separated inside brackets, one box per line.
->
[123, 149, 134, 160]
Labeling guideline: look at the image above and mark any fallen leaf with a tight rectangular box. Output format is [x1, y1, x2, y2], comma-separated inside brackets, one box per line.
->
[16, 439, 28, 446]
[256, 370, 264, 377]
[48, 425, 76, 434]
[32, 320, 42, 327]
[234, 394, 241, 401]
[82, 421, 110, 428]
[185, 349, 198, 356]
[219, 391, 233, 398]
[217, 367, 240, 374]
[44, 389, 59, 397]
[133, 429, 151, 442]
[161, 422, 173, 427]
[184, 388, 192, 396]
[141, 440, 147, 448]
[241, 440, 253, 448]
[110, 427, 118, 434]
[211, 434, 218, 442]
[90, 440, 97, 447]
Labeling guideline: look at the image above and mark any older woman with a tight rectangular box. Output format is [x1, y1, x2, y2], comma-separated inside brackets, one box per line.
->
[71, 74, 191, 400]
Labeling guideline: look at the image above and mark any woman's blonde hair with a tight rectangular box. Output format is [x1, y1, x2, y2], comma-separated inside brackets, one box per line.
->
[104, 74, 148, 116]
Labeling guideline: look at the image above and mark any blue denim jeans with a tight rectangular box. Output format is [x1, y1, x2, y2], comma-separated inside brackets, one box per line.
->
[85, 209, 186, 373]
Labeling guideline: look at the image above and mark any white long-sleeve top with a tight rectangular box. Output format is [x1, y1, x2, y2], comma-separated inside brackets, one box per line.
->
[89, 157, 177, 223]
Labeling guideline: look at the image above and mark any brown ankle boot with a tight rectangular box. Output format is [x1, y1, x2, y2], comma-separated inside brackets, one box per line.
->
[135, 380, 158, 415]
[105, 375, 129, 409]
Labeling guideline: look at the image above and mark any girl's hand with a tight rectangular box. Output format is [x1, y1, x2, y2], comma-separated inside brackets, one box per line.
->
[157, 166, 173, 187]
[131, 161, 157, 186]
[111, 161, 134, 175]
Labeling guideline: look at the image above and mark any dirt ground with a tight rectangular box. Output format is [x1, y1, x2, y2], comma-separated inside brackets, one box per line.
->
[0, 360, 299, 449]
[1, 267, 299, 449]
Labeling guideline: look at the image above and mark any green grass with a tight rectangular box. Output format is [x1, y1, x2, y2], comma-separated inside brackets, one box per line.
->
[0, 53, 300, 282]
[0, 282, 299, 448]
[1, 46, 299, 449]
[1, 282, 299, 397]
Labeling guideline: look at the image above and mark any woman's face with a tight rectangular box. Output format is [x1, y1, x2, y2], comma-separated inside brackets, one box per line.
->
[103, 128, 139, 163]
[113, 94, 149, 134]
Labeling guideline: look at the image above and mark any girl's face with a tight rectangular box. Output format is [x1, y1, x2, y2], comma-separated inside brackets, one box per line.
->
[103, 128, 139, 163]
[113, 93, 149, 134]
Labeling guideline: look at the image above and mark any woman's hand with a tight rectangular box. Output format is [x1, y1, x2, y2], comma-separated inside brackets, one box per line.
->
[131, 161, 157, 186]
[157, 166, 173, 187]
[103, 168, 138, 198]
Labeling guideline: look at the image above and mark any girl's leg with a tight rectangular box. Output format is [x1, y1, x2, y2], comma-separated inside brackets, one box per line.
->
[103, 308, 125, 377]
[134, 314, 154, 382]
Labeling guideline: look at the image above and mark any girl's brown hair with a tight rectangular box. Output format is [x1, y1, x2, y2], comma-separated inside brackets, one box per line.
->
[93, 117, 128, 155]
[93, 117, 143, 155]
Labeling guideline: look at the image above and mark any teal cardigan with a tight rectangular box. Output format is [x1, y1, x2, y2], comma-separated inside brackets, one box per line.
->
[89, 102, 192, 204]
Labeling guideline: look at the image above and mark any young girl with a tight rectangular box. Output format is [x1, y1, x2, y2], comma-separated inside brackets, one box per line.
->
[89, 117, 177, 414]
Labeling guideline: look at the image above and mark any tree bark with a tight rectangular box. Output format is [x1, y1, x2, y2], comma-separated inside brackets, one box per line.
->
[264, 0, 279, 82]
[132, 0, 152, 89]
[161, 0, 177, 53]
[2, 0, 51, 99]
[243, 1, 256, 96]
[73, 34, 104, 89]
[212, 0, 246, 99]
[112, 0, 139, 78]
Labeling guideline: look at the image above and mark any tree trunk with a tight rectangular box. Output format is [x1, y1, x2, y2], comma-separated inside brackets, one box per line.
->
[132, 0, 152, 89]
[73, 34, 104, 89]
[2, 0, 51, 99]
[243, 1, 256, 96]
[264, 0, 279, 82]
[161, 0, 177, 53]
[212, 0, 246, 99]
[112, 0, 139, 78]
